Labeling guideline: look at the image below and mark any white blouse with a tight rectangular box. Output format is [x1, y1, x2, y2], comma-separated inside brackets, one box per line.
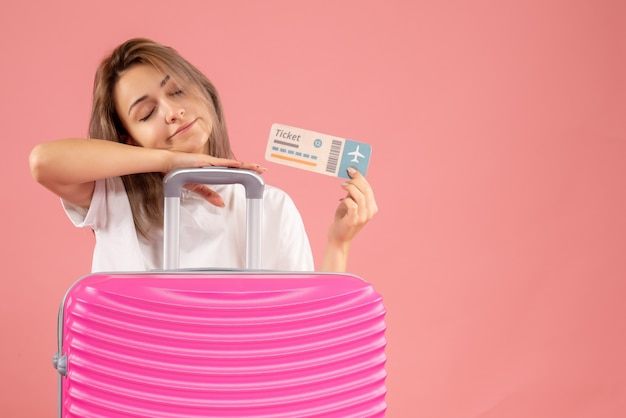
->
[63, 177, 314, 272]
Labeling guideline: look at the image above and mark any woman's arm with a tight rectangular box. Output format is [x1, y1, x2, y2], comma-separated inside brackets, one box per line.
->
[319, 167, 378, 272]
[30, 139, 169, 208]
[29, 138, 261, 208]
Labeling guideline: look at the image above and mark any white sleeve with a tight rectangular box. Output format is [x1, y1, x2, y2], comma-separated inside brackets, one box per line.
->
[62, 177, 146, 272]
[61, 178, 107, 229]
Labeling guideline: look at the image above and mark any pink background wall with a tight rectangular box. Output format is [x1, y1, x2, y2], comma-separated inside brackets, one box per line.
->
[2, 0, 625, 416]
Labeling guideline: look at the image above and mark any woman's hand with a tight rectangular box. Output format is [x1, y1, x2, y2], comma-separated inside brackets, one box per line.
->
[321, 167, 378, 271]
[165, 151, 266, 174]
[167, 151, 267, 207]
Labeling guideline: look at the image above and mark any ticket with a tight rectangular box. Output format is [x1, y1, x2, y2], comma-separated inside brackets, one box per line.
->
[264, 123, 372, 179]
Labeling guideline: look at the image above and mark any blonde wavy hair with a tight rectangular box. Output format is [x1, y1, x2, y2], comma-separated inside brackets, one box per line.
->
[89, 38, 234, 238]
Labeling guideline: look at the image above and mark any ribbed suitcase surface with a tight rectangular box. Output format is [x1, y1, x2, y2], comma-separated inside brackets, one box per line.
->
[56, 272, 387, 417]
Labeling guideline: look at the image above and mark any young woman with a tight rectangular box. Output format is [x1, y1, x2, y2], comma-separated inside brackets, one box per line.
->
[29, 38, 377, 272]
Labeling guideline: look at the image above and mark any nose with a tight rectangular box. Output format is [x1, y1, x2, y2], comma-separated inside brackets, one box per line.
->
[163, 99, 184, 123]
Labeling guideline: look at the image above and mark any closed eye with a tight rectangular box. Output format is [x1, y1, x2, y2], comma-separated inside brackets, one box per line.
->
[170, 89, 184, 96]
[139, 108, 155, 122]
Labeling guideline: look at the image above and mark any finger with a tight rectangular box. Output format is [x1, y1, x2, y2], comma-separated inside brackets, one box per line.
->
[341, 182, 368, 223]
[238, 162, 268, 174]
[345, 168, 372, 196]
[337, 196, 360, 225]
[345, 167, 378, 216]
[208, 158, 267, 174]
[342, 177, 379, 222]
[204, 157, 243, 168]
[346, 166, 363, 179]
[184, 184, 225, 207]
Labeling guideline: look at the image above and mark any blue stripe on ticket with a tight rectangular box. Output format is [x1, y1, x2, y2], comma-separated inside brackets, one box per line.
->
[338, 140, 372, 179]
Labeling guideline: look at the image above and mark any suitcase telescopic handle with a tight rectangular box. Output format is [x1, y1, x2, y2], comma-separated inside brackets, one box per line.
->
[162, 167, 265, 270]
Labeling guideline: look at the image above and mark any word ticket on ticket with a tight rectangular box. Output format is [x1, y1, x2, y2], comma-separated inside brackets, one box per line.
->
[265, 123, 372, 179]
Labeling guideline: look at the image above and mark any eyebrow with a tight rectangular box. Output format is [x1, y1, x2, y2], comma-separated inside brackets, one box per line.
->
[127, 75, 171, 116]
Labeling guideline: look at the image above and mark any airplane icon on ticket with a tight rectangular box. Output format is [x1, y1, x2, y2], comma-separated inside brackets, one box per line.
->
[348, 145, 365, 163]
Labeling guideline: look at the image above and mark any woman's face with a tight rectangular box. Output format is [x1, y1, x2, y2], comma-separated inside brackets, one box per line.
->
[114, 63, 214, 154]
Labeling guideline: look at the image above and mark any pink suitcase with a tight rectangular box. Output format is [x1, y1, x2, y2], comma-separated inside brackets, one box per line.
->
[53, 168, 387, 417]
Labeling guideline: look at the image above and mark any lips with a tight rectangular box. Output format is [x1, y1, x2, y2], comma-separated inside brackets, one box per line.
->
[169, 119, 197, 139]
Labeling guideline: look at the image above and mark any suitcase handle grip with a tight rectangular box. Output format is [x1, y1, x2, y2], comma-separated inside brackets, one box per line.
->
[162, 167, 265, 270]
[163, 167, 265, 198]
